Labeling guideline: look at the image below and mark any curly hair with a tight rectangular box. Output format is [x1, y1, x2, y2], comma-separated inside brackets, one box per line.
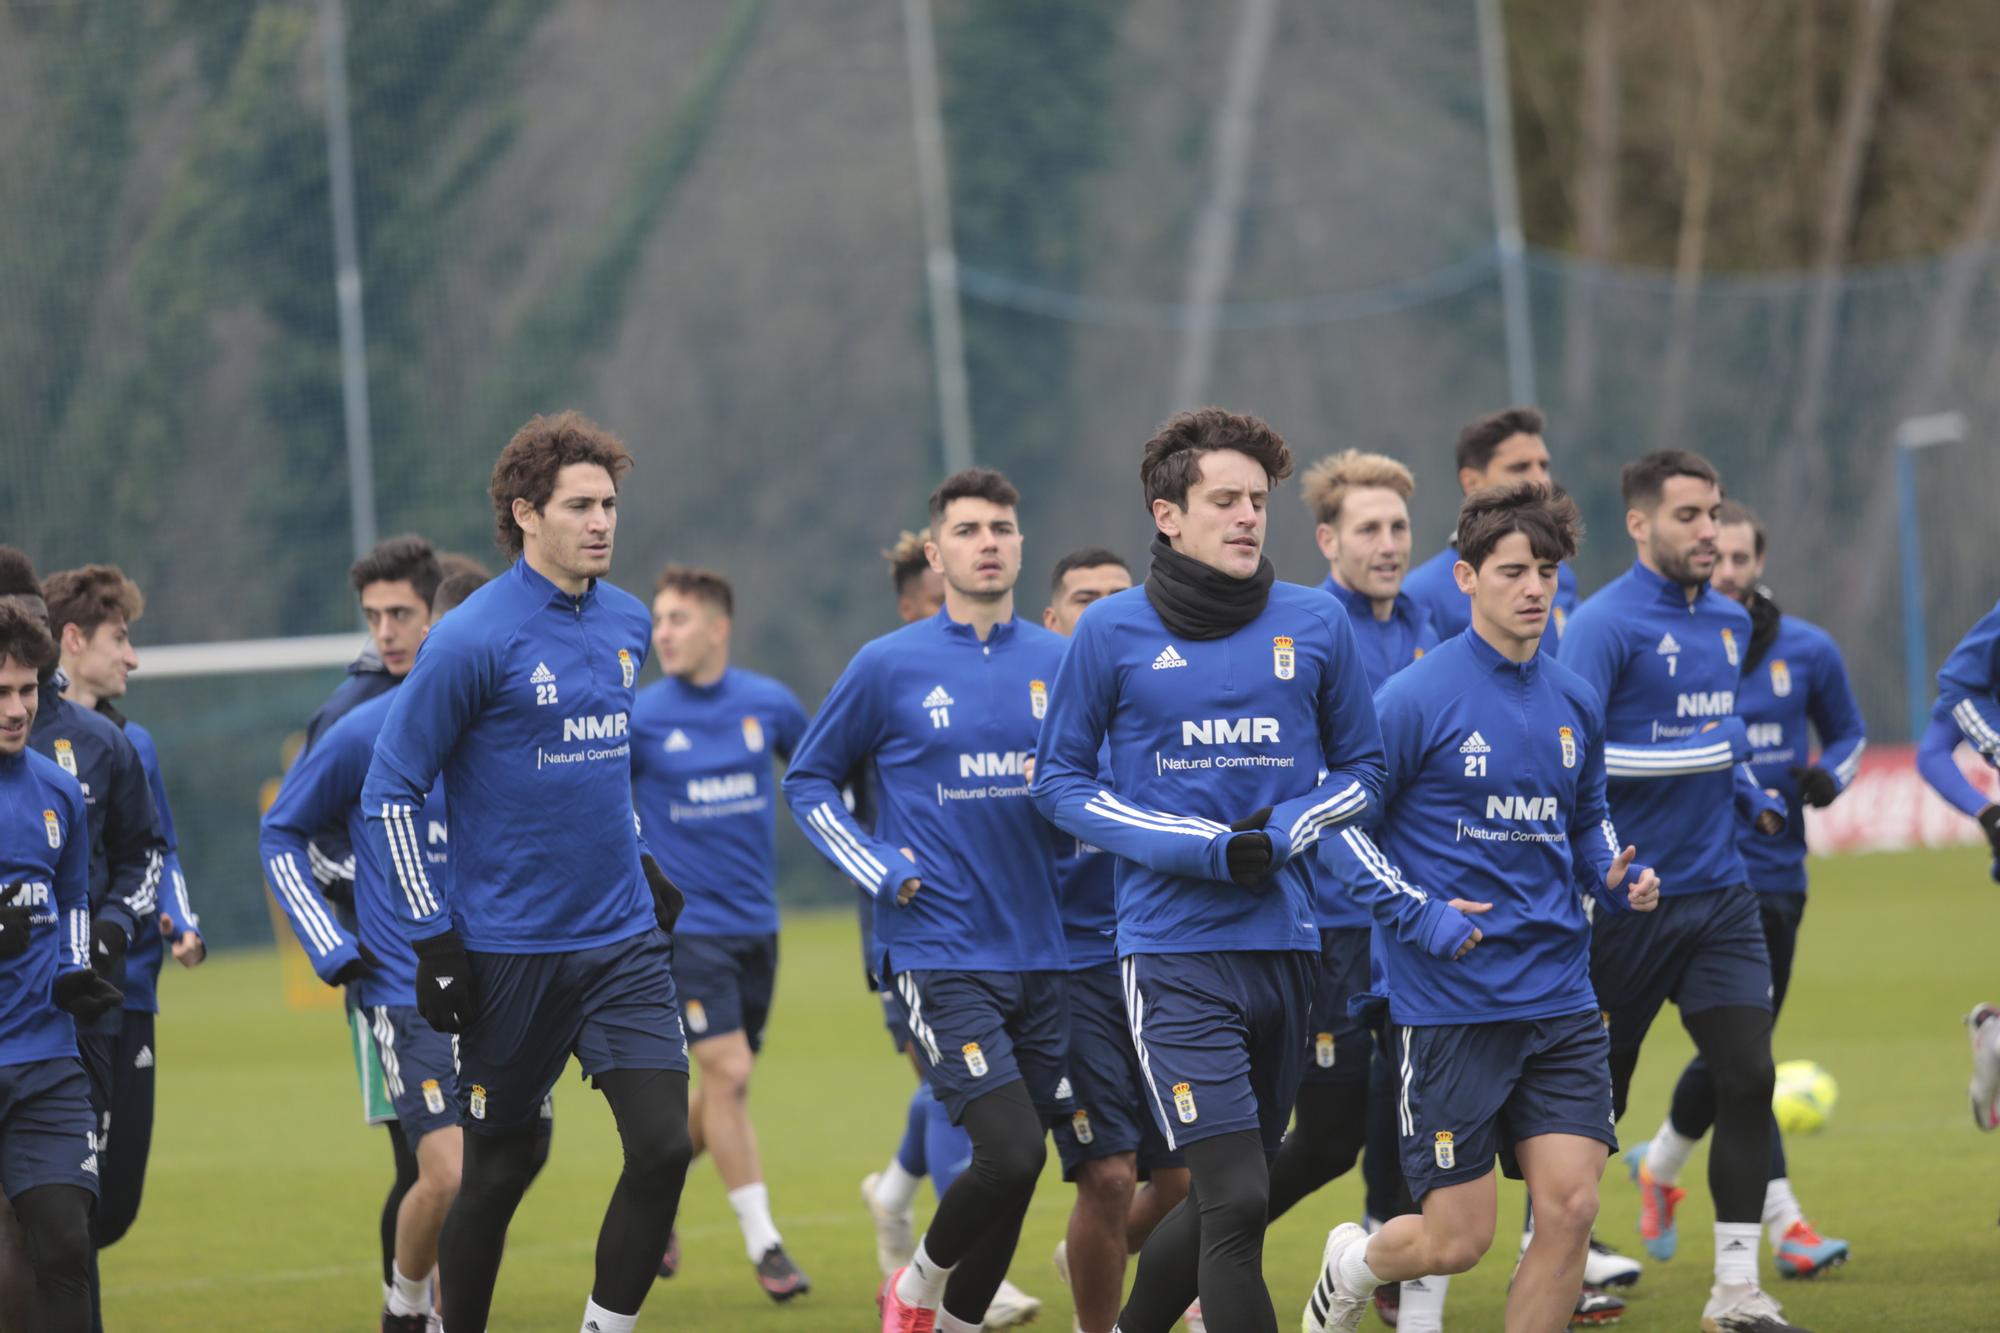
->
[42, 565, 144, 643]
[489, 412, 634, 557]
[1141, 408, 1293, 510]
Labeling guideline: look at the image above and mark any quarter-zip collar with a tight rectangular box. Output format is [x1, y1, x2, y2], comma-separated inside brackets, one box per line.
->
[1321, 575, 1421, 630]
[933, 605, 1019, 648]
[1627, 557, 1709, 611]
[1460, 624, 1541, 682]
[515, 556, 600, 610]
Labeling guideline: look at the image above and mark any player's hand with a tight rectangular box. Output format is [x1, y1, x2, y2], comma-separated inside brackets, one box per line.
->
[1977, 805, 2000, 860]
[1224, 808, 1276, 888]
[896, 848, 921, 907]
[0, 887, 31, 962]
[1789, 765, 1839, 809]
[90, 918, 129, 982]
[1022, 755, 1036, 786]
[641, 854, 684, 934]
[1444, 899, 1490, 959]
[328, 940, 381, 989]
[413, 931, 476, 1034]
[53, 969, 123, 1023]
[1754, 805, 1784, 836]
[1606, 845, 1660, 912]
[160, 914, 205, 967]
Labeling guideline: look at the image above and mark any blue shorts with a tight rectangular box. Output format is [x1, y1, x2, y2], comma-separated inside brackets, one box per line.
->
[1590, 885, 1773, 1053]
[892, 969, 1072, 1124]
[1302, 928, 1374, 1086]
[1751, 891, 1806, 1016]
[0, 1058, 99, 1201]
[1122, 949, 1316, 1156]
[1394, 1011, 1616, 1201]
[672, 932, 778, 1052]
[460, 927, 688, 1134]
[1052, 965, 1185, 1180]
[370, 1004, 462, 1147]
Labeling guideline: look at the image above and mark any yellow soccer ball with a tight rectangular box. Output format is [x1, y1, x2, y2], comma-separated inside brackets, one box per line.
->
[1772, 1059, 1838, 1135]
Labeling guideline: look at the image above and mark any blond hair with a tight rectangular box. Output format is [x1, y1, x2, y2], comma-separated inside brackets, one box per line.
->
[882, 528, 933, 594]
[1299, 449, 1415, 526]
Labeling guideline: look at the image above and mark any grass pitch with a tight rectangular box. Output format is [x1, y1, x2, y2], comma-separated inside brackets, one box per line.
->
[103, 845, 2000, 1330]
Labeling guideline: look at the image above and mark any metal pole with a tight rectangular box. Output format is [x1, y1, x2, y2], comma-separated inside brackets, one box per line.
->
[1475, 0, 1538, 406]
[1895, 411, 1966, 740]
[900, 0, 975, 474]
[1170, 0, 1280, 410]
[320, 0, 377, 562]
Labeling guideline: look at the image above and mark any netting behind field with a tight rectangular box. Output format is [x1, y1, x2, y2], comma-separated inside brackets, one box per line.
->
[4, 0, 1998, 946]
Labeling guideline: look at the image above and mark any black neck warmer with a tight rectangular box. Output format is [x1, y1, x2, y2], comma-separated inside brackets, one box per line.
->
[1743, 584, 1782, 673]
[1144, 534, 1275, 641]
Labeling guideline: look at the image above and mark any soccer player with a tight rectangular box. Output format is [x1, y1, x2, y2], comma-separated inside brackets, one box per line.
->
[631, 564, 811, 1300]
[1302, 482, 1659, 1333]
[263, 569, 512, 1331]
[362, 412, 691, 1333]
[1037, 547, 1194, 1333]
[1627, 501, 1863, 1280]
[42, 565, 206, 1265]
[1033, 408, 1386, 1333]
[1401, 408, 1578, 645]
[1556, 451, 1805, 1333]
[784, 468, 1070, 1333]
[0, 601, 127, 1333]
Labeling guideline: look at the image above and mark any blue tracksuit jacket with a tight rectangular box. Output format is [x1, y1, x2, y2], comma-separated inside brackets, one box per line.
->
[0, 746, 94, 1065]
[29, 677, 164, 949]
[1736, 616, 1865, 893]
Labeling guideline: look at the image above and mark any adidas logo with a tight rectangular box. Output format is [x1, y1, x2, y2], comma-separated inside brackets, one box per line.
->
[664, 729, 692, 752]
[530, 661, 557, 685]
[436, 977, 454, 989]
[81, 1153, 98, 1176]
[1458, 731, 1491, 755]
[1657, 633, 1681, 655]
[1722, 1239, 1750, 1252]
[1054, 1077, 1072, 1100]
[133, 1045, 153, 1070]
[923, 686, 955, 709]
[1152, 645, 1189, 670]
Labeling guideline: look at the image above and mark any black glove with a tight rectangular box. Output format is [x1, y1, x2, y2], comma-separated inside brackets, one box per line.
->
[1224, 807, 1276, 888]
[1979, 805, 2000, 860]
[0, 887, 30, 962]
[328, 940, 381, 989]
[53, 969, 123, 1023]
[1789, 765, 1839, 810]
[413, 931, 476, 1034]
[642, 854, 684, 934]
[91, 918, 130, 983]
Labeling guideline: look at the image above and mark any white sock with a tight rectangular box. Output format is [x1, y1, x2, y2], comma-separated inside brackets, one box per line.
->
[1398, 1272, 1450, 1333]
[1647, 1117, 1698, 1187]
[381, 1280, 394, 1311]
[1763, 1177, 1804, 1246]
[1714, 1222, 1760, 1288]
[579, 1298, 637, 1333]
[387, 1263, 432, 1317]
[876, 1160, 922, 1213]
[1338, 1234, 1384, 1297]
[895, 1237, 952, 1307]
[938, 1312, 982, 1333]
[728, 1181, 783, 1261]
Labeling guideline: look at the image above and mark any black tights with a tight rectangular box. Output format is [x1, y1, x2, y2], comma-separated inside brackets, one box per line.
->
[1264, 1081, 1369, 1225]
[15, 1186, 93, 1333]
[1119, 1129, 1275, 1333]
[438, 1070, 688, 1332]
[1611, 1006, 1773, 1225]
[918, 1081, 1046, 1326]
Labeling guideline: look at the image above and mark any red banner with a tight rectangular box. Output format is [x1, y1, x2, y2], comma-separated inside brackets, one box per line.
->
[1805, 743, 1998, 856]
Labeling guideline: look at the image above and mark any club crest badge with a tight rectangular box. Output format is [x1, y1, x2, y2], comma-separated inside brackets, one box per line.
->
[618, 648, 635, 689]
[1315, 1032, 1336, 1068]
[1173, 1081, 1198, 1124]
[1071, 1109, 1094, 1145]
[469, 1084, 488, 1121]
[52, 739, 76, 777]
[1554, 606, 1568, 637]
[1273, 636, 1296, 681]
[1558, 725, 1577, 769]
[1029, 679, 1047, 719]
[1721, 627, 1739, 667]
[422, 1079, 446, 1115]
[1770, 659, 1792, 698]
[742, 716, 765, 752]
[685, 1000, 709, 1034]
[1434, 1131, 1455, 1169]
[43, 808, 60, 848]
[963, 1042, 989, 1077]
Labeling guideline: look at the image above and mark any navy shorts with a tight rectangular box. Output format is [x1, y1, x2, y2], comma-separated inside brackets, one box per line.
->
[672, 932, 778, 1052]
[1591, 885, 1773, 1053]
[1122, 949, 1316, 1156]
[1394, 1011, 1616, 1201]
[459, 927, 688, 1134]
[370, 1004, 462, 1147]
[1052, 965, 1185, 1180]
[0, 1058, 99, 1201]
[1752, 891, 1806, 1016]
[1302, 927, 1374, 1085]
[893, 968, 1072, 1124]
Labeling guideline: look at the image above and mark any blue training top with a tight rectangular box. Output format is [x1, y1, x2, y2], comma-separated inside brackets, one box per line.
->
[1736, 615, 1865, 894]
[114, 718, 199, 1013]
[0, 746, 93, 1065]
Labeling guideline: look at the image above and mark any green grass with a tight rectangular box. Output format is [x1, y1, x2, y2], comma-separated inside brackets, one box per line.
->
[105, 846, 2000, 1330]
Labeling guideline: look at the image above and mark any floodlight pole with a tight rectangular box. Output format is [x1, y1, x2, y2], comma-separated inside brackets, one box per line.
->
[1894, 410, 1966, 740]
[901, 0, 975, 474]
[320, 0, 377, 562]
[1475, 0, 1538, 407]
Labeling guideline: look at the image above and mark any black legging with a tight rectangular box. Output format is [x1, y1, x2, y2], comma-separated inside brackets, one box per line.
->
[1118, 1129, 1275, 1333]
[380, 1123, 420, 1287]
[15, 1185, 93, 1333]
[1611, 1006, 1773, 1225]
[438, 1069, 688, 1331]
[1264, 1081, 1369, 1224]
[915, 1081, 1046, 1327]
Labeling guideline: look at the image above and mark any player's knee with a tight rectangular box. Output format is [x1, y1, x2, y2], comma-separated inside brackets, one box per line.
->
[1712, 1051, 1776, 1114]
[1076, 1155, 1138, 1212]
[1427, 1229, 1491, 1276]
[623, 1116, 694, 1185]
[1531, 1180, 1598, 1240]
[1193, 1172, 1268, 1240]
[695, 1043, 754, 1101]
[16, 1191, 91, 1294]
[986, 1129, 1046, 1195]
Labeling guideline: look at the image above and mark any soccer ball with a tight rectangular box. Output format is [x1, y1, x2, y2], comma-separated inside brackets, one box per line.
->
[1772, 1060, 1838, 1135]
